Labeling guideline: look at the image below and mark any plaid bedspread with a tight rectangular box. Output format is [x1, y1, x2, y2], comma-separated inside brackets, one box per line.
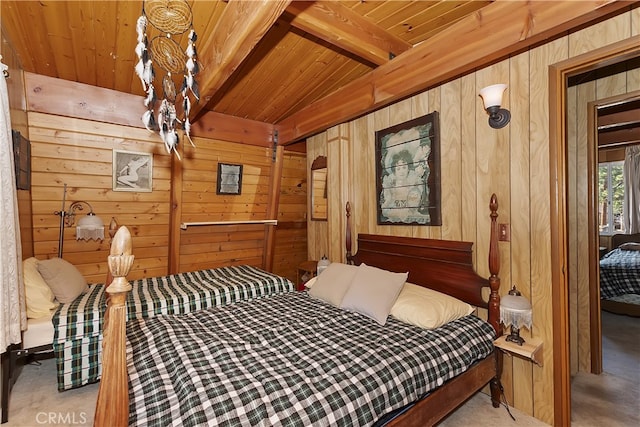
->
[127, 292, 495, 427]
[599, 248, 640, 299]
[52, 265, 294, 391]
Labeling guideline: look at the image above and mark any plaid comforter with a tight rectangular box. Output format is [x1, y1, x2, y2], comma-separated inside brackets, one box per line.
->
[128, 292, 495, 427]
[599, 248, 640, 299]
[52, 265, 294, 391]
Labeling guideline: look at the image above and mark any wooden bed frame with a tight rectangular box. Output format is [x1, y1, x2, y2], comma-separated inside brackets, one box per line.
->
[94, 194, 502, 426]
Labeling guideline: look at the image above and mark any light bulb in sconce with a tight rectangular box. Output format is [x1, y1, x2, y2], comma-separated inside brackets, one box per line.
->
[479, 84, 511, 129]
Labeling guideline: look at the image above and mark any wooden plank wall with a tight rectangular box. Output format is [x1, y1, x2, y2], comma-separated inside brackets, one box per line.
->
[28, 111, 172, 283]
[307, 10, 640, 425]
[567, 68, 640, 375]
[20, 72, 308, 284]
[272, 150, 308, 282]
[176, 139, 275, 272]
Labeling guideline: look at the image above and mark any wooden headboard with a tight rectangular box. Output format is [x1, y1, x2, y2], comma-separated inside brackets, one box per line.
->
[345, 194, 501, 334]
[611, 233, 640, 248]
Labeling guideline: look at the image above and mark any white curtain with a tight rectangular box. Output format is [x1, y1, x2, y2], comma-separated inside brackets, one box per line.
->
[623, 145, 640, 234]
[0, 58, 26, 352]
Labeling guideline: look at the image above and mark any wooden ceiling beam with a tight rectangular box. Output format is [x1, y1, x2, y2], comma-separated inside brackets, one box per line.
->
[276, 0, 636, 144]
[598, 127, 640, 147]
[191, 0, 292, 119]
[597, 107, 640, 129]
[285, 1, 412, 66]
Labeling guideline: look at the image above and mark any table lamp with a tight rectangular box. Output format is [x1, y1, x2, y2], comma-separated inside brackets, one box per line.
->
[500, 285, 532, 346]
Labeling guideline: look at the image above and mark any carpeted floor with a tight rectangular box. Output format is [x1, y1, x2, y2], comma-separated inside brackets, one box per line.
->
[3, 310, 637, 426]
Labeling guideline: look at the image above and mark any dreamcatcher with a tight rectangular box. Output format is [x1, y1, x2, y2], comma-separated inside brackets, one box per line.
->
[134, 0, 199, 159]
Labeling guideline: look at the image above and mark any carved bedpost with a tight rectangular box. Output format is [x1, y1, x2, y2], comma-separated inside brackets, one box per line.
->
[345, 202, 353, 264]
[104, 217, 119, 286]
[95, 226, 134, 427]
[488, 194, 501, 335]
[488, 193, 503, 408]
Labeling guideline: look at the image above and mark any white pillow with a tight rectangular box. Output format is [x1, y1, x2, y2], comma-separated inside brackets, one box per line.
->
[390, 282, 474, 330]
[304, 276, 318, 289]
[37, 258, 89, 303]
[308, 262, 358, 307]
[340, 264, 407, 325]
[23, 257, 59, 318]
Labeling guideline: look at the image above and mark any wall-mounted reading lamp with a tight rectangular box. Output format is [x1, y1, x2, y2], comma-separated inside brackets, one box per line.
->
[479, 84, 511, 129]
[54, 184, 105, 257]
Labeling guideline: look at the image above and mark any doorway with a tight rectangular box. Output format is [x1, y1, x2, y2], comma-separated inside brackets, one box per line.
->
[549, 36, 640, 426]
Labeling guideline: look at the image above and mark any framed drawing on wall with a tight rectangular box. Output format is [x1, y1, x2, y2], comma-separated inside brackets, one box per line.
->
[217, 163, 243, 195]
[112, 150, 153, 192]
[375, 112, 441, 225]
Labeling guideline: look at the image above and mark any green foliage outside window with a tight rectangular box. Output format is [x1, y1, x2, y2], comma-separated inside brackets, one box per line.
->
[598, 161, 625, 233]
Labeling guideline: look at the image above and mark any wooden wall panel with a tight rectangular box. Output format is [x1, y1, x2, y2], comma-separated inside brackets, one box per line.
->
[306, 133, 328, 261]
[508, 50, 532, 413]
[177, 138, 275, 272]
[272, 150, 307, 283]
[18, 73, 295, 285]
[27, 112, 171, 283]
[529, 36, 567, 425]
[306, 11, 639, 425]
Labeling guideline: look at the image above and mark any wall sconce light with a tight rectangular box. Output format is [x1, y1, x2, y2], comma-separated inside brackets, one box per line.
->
[479, 84, 511, 129]
[500, 285, 532, 346]
[54, 184, 105, 257]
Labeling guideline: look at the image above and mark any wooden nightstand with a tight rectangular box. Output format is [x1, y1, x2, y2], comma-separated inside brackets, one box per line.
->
[494, 335, 543, 366]
[296, 260, 317, 291]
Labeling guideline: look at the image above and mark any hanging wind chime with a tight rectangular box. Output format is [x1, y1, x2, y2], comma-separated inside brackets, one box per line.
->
[134, 0, 200, 159]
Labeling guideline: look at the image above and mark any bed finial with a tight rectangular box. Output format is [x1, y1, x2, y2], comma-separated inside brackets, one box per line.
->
[95, 225, 134, 426]
[346, 202, 353, 264]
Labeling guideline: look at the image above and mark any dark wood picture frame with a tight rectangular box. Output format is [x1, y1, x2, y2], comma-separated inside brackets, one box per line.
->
[12, 130, 31, 190]
[375, 112, 441, 225]
[217, 163, 243, 195]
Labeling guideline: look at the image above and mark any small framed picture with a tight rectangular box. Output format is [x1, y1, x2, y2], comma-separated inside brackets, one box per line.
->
[113, 150, 153, 192]
[217, 163, 243, 195]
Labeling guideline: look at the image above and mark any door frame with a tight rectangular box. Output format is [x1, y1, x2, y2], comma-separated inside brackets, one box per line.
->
[549, 35, 640, 427]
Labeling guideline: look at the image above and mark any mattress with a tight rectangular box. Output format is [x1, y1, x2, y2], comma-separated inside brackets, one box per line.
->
[53, 265, 294, 391]
[127, 291, 495, 426]
[22, 311, 55, 350]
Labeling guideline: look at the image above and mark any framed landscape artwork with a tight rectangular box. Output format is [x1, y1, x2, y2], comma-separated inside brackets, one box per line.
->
[375, 112, 441, 225]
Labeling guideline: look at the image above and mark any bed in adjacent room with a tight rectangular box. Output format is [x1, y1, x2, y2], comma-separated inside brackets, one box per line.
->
[95, 194, 505, 427]
[599, 233, 640, 317]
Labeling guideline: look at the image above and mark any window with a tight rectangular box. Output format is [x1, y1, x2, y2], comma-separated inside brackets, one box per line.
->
[598, 161, 625, 234]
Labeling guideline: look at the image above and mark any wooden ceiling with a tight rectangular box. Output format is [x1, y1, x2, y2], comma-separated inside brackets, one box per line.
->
[598, 98, 640, 147]
[1, 1, 488, 121]
[1, 1, 636, 144]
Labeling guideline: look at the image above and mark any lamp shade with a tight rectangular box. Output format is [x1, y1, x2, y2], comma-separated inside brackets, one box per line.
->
[76, 213, 105, 241]
[500, 293, 532, 330]
[479, 84, 507, 109]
